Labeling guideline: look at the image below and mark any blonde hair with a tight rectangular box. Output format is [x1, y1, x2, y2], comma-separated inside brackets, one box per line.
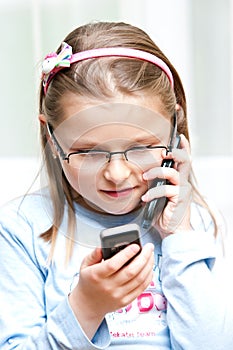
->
[39, 21, 217, 261]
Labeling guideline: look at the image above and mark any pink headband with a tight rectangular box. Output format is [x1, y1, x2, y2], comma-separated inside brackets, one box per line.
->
[42, 42, 174, 94]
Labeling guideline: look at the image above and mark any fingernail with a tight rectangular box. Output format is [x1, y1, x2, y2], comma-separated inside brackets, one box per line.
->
[149, 243, 154, 252]
[141, 194, 147, 202]
[130, 244, 141, 254]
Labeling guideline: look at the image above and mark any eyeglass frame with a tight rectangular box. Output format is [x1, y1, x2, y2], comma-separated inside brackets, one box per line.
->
[46, 112, 177, 166]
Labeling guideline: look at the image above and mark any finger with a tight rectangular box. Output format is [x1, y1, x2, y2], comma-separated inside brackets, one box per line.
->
[117, 260, 154, 306]
[166, 148, 190, 165]
[122, 243, 154, 284]
[157, 184, 192, 234]
[143, 138, 191, 184]
[142, 182, 179, 202]
[81, 247, 103, 269]
[109, 244, 154, 300]
[159, 195, 192, 234]
[143, 166, 179, 184]
[171, 135, 192, 176]
[122, 243, 154, 278]
[101, 243, 141, 277]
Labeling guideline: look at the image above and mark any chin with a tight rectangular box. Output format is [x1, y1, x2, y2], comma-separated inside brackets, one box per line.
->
[100, 201, 142, 215]
[105, 208, 131, 215]
[82, 194, 142, 215]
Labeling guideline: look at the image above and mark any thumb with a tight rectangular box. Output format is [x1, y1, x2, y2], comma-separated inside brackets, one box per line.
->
[81, 247, 103, 269]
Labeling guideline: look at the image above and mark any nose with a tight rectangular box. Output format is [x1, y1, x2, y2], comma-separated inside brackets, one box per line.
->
[103, 157, 131, 184]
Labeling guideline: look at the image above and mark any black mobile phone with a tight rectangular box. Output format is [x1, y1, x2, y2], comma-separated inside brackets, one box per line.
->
[100, 223, 142, 260]
[142, 134, 181, 230]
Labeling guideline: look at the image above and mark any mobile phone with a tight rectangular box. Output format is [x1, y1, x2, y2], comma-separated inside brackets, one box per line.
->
[142, 135, 181, 230]
[100, 223, 142, 260]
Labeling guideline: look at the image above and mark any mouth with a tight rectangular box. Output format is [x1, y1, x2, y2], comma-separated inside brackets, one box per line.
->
[102, 187, 135, 198]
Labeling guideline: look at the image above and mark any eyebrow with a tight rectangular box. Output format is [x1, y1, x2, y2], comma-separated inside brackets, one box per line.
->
[66, 134, 165, 150]
[133, 134, 163, 143]
[67, 139, 103, 150]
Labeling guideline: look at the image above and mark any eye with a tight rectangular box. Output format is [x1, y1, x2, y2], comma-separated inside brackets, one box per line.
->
[70, 148, 99, 153]
[68, 149, 88, 153]
[127, 144, 154, 151]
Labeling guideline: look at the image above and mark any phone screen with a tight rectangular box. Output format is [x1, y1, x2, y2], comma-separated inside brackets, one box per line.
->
[100, 223, 141, 260]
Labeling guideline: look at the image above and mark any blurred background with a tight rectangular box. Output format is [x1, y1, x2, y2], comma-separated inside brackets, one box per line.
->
[0, 0, 232, 239]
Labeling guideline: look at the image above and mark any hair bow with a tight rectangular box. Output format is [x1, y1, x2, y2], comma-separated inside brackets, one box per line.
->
[42, 42, 72, 91]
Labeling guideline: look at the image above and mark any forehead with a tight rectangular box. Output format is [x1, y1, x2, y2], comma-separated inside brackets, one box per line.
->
[54, 97, 172, 145]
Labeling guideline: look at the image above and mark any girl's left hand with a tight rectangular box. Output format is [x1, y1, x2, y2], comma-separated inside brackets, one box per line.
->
[141, 134, 192, 239]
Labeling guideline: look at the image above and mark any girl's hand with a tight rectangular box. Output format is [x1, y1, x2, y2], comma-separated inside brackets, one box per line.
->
[69, 243, 154, 339]
[141, 134, 192, 238]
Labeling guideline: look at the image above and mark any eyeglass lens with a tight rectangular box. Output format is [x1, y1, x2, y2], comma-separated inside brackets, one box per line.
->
[67, 147, 166, 169]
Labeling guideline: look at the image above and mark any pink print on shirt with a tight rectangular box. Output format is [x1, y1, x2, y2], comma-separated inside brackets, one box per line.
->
[106, 255, 167, 339]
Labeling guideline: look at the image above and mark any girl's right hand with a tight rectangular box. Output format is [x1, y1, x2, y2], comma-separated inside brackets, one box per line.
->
[142, 134, 192, 239]
[69, 243, 154, 339]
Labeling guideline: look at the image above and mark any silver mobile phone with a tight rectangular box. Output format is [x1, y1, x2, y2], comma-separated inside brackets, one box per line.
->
[100, 223, 142, 260]
[142, 128, 181, 230]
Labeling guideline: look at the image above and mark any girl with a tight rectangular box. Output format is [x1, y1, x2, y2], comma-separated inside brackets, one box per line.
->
[0, 21, 231, 350]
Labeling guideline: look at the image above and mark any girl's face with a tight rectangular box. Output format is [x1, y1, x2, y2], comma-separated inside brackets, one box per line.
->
[53, 94, 172, 215]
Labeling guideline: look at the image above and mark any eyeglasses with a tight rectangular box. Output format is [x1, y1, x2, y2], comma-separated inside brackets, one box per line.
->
[46, 113, 177, 170]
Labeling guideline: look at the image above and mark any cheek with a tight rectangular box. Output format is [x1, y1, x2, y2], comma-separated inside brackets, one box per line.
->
[62, 164, 150, 214]
[62, 166, 98, 195]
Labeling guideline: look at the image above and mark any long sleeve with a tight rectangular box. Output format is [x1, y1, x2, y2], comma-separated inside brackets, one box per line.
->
[0, 200, 110, 350]
[161, 230, 233, 350]
[1, 194, 232, 349]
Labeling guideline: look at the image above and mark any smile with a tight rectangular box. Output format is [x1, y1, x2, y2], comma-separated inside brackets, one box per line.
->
[103, 188, 135, 198]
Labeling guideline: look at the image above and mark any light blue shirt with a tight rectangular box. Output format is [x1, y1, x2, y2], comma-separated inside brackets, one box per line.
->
[0, 189, 232, 349]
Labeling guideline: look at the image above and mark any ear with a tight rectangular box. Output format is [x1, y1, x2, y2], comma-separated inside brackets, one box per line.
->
[38, 114, 46, 125]
[175, 103, 181, 112]
[38, 114, 58, 158]
[175, 104, 184, 122]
